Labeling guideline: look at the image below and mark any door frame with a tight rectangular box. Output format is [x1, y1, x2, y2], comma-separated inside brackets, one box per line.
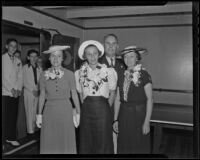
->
[2, 19, 51, 55]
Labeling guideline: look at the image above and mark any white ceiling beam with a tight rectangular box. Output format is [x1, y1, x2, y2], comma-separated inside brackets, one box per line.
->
[65, 3, 192, 19]
[34, 6, 68, 9]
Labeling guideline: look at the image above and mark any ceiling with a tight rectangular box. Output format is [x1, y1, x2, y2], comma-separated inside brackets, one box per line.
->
[32, 2, 192, 21]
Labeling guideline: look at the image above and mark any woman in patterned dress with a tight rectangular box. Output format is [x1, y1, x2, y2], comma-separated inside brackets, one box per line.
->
[36, 45, 81, 154]
[113, 46, 153, 154]
[75, 40, 118, 154]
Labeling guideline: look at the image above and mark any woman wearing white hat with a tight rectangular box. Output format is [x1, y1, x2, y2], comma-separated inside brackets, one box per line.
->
[75, 40, 117, 154]
[36, 45, 81, 154]
[113, 46, 153, 154]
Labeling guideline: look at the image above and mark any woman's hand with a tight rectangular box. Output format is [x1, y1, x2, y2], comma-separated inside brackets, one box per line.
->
[142, 121, 150, 135]
[73, 109, 80, 128]
[113, 120, 119, 134]
[36, 114, 42, 128]
[32, 90, 39, 97]
[17, 90, 21, 97]
[11, 88, 18, 98]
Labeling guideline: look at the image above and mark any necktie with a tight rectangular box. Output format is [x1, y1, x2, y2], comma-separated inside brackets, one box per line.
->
[32, 66, 37, 85]
[110, 58, 114, 67]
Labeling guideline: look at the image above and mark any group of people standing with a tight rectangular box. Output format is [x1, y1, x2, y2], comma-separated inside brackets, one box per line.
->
[2, 39, 43, 149]
[2, 33, 153, 154]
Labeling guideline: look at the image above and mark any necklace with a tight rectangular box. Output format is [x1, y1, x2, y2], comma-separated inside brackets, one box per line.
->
[79, 62, 109, 92]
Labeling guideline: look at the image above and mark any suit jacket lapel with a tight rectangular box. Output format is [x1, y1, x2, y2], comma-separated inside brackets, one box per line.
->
[100, 56, 110, 67]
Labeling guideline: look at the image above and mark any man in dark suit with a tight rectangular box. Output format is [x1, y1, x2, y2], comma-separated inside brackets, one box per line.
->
[99, 34, 126, 153]
[99, 34, 126, 80]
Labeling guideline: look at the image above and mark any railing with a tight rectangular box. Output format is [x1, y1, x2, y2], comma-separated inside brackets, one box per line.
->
[153, 88, 193, 94]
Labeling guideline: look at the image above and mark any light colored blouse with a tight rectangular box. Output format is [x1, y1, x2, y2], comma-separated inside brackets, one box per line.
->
[75, 62, 117, 99]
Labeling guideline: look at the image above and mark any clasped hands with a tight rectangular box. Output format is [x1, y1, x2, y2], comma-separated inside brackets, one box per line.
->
[32, 90, 40, 97]
[35, 109, 80, 128]
[11, 88, 21, 98]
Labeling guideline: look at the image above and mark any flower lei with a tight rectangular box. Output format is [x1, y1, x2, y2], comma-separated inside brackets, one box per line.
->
[123, 64, 143, 101]
[79, 62, 108, 94]
[44, 67, 64, 80]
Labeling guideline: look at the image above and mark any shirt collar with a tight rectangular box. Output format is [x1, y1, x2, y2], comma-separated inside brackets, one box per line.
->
[7, 53, 14, 60]
[28, 63, 37, 69]
[106, 56, 115, 66]
[106, 55, 115, 61]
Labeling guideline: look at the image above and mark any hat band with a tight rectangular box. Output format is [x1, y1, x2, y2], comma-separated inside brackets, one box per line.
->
[121, 48, 137, 54]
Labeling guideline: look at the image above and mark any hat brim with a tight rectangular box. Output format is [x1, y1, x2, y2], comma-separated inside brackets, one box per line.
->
[120, 47, 147, 56]
[78, 40, 104, 60]
[43, 46, 70, 54]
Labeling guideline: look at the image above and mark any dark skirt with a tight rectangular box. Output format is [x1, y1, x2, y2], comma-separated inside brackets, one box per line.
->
[79, 96, 114, 154]
[117, 102, 150, 154]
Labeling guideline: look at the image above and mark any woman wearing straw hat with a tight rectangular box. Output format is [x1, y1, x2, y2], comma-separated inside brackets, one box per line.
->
[113, 46, 153, 154]
[36, 45, 81, 154]
[75, 40, 117, 154]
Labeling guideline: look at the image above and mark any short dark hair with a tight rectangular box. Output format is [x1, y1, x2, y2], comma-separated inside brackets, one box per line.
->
[103, 34, 118, 43]
[83, 44, 101, 59]
[6, 38, 18, 45]
[27, 49, 39, 57]
[14, 50, 21, 55]
[2, 38, 18, 54]
[135, 51, 142, 61]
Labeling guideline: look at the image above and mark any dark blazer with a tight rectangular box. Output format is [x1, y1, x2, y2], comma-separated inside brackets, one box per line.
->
[99, 55, 126, 120]
[99, 55, 126, 82]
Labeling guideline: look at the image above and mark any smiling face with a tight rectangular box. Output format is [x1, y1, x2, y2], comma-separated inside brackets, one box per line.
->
[84, 45, 100, 66]
[6, 41, 18, 55]
[37, 58, 43, 68]
[104, 35, 119, 57]
[124, 51, 138, 68]
[28, 52, 38, 66]
[14, 52, 21, 59]
[49, 50, 63, 67]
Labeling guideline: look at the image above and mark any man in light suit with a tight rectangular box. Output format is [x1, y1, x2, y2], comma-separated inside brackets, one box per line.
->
[2, 39, 23, 148]
[23, 49, 42, 135]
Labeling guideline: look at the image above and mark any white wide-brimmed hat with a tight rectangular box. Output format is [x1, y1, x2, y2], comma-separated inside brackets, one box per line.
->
[121, 45, 147, 55]
[78, 40, 104, 60]
[43, 45, 70, 54]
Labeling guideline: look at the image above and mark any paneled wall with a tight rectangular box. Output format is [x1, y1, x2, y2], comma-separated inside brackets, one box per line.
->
[83, 14, 193, 105]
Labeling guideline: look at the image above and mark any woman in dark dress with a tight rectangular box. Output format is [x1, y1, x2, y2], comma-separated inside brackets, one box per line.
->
[113, 46, 153, 154]
[75, 40, 117, 154]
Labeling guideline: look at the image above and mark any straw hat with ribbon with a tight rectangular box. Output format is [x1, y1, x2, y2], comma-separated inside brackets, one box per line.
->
[43, 45, 70, 54]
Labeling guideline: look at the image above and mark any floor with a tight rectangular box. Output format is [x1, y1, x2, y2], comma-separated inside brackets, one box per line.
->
[2, 128, 194, 158]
